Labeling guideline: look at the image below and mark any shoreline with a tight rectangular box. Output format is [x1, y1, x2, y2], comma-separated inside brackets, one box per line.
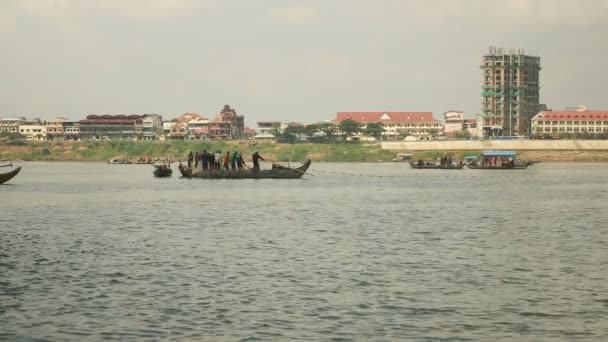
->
[2, 140, 608, 163]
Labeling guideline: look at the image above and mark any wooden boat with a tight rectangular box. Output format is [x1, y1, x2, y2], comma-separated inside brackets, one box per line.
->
[409, 161, 463, 169]
[466, 163, 531, 170]
[178, 159, 312, 179]
[0, 164, 21, 184]
[466, 151, 533, 169]
[153, 163, 172, 177]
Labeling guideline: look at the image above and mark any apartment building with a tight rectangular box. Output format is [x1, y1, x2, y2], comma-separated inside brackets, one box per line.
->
[479, 46, 542, 137]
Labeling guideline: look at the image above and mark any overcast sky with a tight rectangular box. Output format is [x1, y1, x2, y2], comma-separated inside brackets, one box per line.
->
[1, 0, 608, 126]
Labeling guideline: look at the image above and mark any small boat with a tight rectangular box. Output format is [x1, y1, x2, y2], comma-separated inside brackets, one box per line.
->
[153, 163, 173, 177]
[392, 153, 413, 162]
[466, 151, 533, 169]
[108, 158, 132, 164]
[179, 159, 312, 179]
[0, 163, 21, 185]
[410, 161, 463, 169]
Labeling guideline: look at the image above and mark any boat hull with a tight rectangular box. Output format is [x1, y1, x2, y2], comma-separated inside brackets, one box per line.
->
[179, 160, 311, 179]
[410, 162, 463, 169]
[466, 164, 530, 170]
[0, 166, 22, 184]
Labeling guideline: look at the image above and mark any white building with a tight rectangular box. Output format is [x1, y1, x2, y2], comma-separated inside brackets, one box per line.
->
[19, 124, 47, 141]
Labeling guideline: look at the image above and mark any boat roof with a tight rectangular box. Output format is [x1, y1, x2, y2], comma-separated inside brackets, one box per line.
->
[482, 150, 516, 157]
[464, 155, 479, 160]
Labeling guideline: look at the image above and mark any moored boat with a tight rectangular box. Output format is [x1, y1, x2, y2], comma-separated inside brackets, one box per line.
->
[410, 161, 463, 169]
[178, 159, 312, 179]
[0, 164, 21, 185]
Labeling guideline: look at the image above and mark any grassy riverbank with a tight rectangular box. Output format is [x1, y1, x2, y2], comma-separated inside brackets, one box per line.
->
[2, 140, 608, 162]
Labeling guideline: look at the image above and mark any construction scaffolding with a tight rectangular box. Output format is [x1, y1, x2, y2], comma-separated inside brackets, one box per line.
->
[480, 46, 542, 137]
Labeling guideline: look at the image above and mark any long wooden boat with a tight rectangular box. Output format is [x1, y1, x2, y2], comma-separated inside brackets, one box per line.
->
[0, 166, 21, 184]
[466, 162, 531, 170]
[179, 159, 312, 179]
[466, 150, 534, 170]
[409, 161, 463, 169]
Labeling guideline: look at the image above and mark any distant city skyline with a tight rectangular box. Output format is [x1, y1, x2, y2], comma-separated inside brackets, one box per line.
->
[1, 0, 608, 127]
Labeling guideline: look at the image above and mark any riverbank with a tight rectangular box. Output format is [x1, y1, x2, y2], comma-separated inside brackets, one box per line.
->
[1, 140, 608, 162]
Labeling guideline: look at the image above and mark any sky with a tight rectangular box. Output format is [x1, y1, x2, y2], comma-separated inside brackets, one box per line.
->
[1, 0, 608, 127]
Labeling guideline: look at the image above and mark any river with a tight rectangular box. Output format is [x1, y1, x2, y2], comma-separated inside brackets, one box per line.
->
[1, 161, 608, 341]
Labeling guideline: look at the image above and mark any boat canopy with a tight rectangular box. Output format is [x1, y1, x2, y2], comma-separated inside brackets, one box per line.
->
[464, 155, 479, 160]
[482, 150, 516, 157]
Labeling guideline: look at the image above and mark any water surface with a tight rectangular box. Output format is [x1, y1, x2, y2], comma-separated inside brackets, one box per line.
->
[2, 161, 608, 341]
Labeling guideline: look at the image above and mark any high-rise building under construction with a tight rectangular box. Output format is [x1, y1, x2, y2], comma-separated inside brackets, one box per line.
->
[479, 46, 542, 137]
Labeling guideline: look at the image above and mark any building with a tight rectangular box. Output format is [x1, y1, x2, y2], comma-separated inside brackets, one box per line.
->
[463, 119, 477, 137]
[336, 112, 442, 140]
[212, 105, 245, 139]
[479, 46, 542, 137]
[443, 111, 465, 137]
[0, 117, 27, 133]
[79, 114, 149, 140]
[141, 114, 163, 140]
[19, 124, 47, 141]
[255, 121, 280, 139]
[186, 117, 210, 140]
[531, 110, 608, 138]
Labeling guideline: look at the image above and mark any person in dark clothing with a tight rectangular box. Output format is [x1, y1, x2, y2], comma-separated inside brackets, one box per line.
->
[237, 152, 246, 170]
[201, 150, 208, 171]
[252, 151, 264, 172]
[187, 151, 193, 169]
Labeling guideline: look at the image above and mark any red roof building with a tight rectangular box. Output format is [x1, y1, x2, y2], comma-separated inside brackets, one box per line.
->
[336, 111, 441, 140]
[531, 111, 608, 137]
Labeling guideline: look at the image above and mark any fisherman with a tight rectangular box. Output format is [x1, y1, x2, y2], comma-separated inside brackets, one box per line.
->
[252, 151, 265, 172]
[237, 152, 246, 170]
[230, 151, 238, 171]
[187, 151, 193, 169]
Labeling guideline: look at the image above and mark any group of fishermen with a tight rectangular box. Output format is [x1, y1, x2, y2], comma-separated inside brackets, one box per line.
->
[185, 150, 265, 172]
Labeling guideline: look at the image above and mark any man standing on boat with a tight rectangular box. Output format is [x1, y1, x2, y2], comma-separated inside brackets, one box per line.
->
[252, 151, 265, 172]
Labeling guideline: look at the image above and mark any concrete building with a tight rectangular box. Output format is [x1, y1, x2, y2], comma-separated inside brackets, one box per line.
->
[443, 111, 465, 137]
[336, 112, 442, 140]
[79, 114, 150, 140]
[255, 121, 280, 139]
[212, 105, 245, 139]
[141, 114, 163, 140]
[531, 110, 608, 138]
[0, 117, 27, 133]
[187, 117, 210, 140]
[19, 124, 47, 141]
[479, 46, 542, 137]
[46, 117, 69, 140]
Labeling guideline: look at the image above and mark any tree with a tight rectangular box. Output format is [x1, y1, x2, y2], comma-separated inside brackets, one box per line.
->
[339, 119, 361, 139]
[278, 131, 297, 143]
[427, 129, 439, 140]
[270, 123, 282, 139]
[317, 122, 337, 142]
[364, 122, 384, 140]
[454, 130, 471, 139]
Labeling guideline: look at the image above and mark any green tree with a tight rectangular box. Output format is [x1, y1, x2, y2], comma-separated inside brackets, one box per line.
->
[364, 122, 384, 140]
[427, 129, 439, 139]
[339, 119, 361, 139]
[317, 123, 337, 142]
[454, 130, 471, 139]
[270, 123, 282, 139]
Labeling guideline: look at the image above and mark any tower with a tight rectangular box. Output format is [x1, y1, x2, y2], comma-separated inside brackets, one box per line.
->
[480, 46, 541, 137]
